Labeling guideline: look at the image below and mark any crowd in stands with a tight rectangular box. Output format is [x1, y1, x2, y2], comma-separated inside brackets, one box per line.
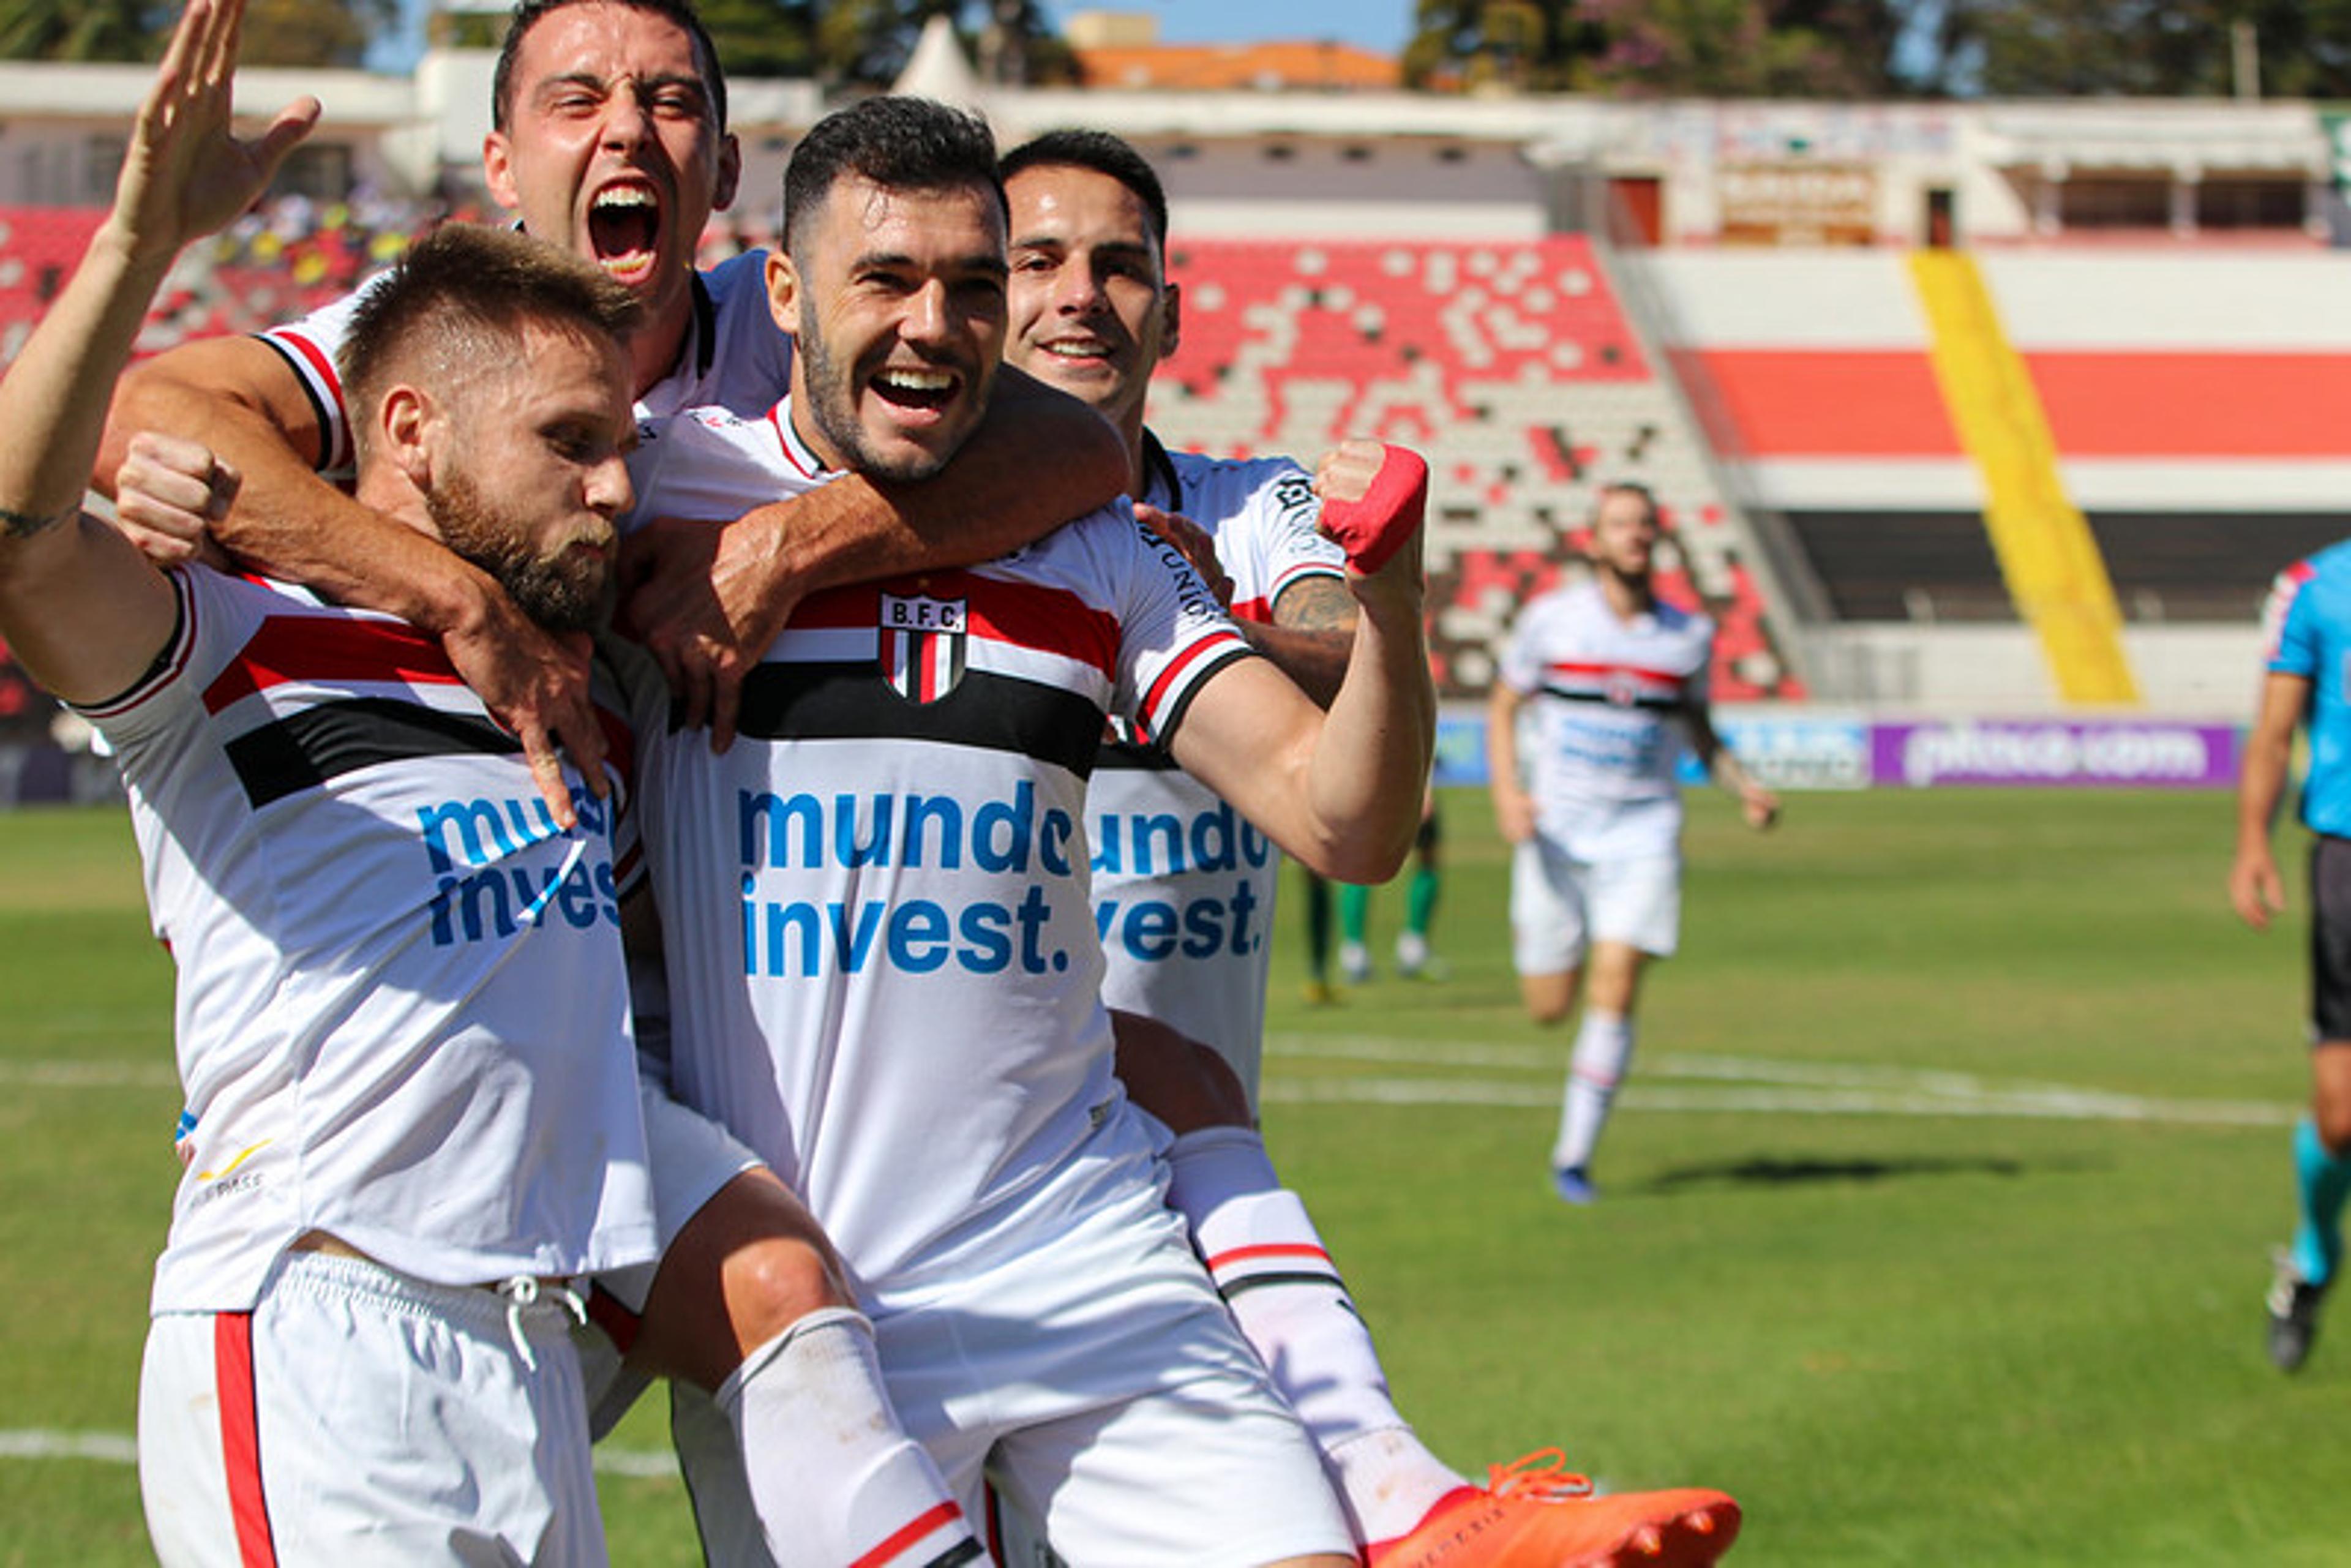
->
[1, 204, 1802, 736]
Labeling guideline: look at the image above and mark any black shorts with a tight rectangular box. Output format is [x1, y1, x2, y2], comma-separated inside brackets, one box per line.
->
[2310, 836, 2351, 1041]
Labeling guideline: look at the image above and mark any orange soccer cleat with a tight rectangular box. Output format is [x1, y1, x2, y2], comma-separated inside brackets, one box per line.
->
[1365, 1450, 1740, 1568]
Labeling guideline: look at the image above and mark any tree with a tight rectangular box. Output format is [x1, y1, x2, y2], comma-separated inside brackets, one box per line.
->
[0, 0, 392, 64]
[1935, 0, 2351, 98]
[1403, 0, 1909, 97]
[0, 0, 162, 61]
[240, 0, 399, 67]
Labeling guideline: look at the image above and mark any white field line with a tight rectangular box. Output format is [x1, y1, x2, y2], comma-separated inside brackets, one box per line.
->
[0, 1060, 177, 1088]
[1261, 1035, 2297, 1128]
[0, 1427, 678, 1477]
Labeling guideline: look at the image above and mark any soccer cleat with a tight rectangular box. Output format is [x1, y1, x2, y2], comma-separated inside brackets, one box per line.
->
[1395, 932, 1450, 981]
[1340, 940, 1373, 986]
[1367, 1449, 1740, 1568]
[1553, 1165, 1597, 1206]
[2268, 1251, 2329, 1372]
[1303, 978, 1340, 1007]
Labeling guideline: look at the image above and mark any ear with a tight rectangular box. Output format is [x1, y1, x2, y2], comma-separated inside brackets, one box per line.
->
[713, 131, 742, 214]
[483, 130, 520, 214]
[765, 250, 801, 338]
[378, 384, 443, 492]
[1160, 279, 1182, 361]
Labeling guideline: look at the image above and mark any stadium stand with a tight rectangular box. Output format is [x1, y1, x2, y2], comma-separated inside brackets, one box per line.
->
[1150, 237, 1806, 700]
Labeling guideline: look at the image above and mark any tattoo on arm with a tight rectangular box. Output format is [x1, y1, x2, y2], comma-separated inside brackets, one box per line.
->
[1272, 575, 1357, 633]
[0, 503, 79, 541]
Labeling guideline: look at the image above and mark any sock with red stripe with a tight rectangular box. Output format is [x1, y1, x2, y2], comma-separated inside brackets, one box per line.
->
[716, 1307, 988, 1567]
[1165, 1125, 1465, 1546]
[1553, 1010, 1634, 1175]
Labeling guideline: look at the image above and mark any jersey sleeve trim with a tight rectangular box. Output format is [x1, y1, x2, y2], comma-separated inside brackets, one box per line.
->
[1138, 639, 1255, 752]
[69, 570, 197, 720]
[255, 329, 350, 476]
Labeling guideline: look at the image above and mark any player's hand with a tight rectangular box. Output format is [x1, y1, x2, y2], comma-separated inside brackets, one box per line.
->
[1134, 503, 1233, 609]
[1741, 780, 1781, 831]
[1492, 784, 1539, 844]
[2232, 844, 2286, 931]
[1314, 439, 1427, 588]
[441, 583, 604, 830]
[618, 512, 797, 753]
[105, 0, 318, 268]
[110, 431, 235, 569]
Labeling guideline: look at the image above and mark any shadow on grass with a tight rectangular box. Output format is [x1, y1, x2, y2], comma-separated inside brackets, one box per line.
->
[1643, 1153, 2066, 1191]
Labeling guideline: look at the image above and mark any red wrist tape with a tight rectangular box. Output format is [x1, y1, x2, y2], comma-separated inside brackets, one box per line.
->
[1318, 444, 1428, 575]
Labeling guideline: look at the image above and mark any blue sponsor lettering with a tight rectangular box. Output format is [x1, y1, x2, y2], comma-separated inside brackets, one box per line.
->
[740, 882, 1060, 978]
[1090, 801, 1270, 877]
[1093, 876, 1263, 965]
[417, 787, 617, 946]
[740, 785, 1076, 876]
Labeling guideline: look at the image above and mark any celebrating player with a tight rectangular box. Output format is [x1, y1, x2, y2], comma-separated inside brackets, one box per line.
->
[96, 0, 1128, 810]
[1489, 482, 1779, 1206]
[999, 129, 1741, 1568]
[0, 8, 667, 1555]
[624, 94, 1436, 1565]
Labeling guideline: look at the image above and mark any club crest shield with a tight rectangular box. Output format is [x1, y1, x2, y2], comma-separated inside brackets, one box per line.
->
[880, 592, 969, 703]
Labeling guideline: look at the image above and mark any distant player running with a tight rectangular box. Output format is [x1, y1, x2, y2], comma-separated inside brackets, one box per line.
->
[1490, 483, 1777, 1205]
[998, 130, 1741, 1568]
[2235, 543, 2351, 1371]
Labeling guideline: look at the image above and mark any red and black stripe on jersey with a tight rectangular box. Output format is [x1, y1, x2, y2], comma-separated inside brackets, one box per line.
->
[195, 604, 638, 812]
[1537, 658, 1691, 713]
[726, 574, 1247, 778]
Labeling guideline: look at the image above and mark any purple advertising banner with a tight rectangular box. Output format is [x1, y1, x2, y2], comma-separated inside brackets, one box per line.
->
[1871, 720, 2238, 789]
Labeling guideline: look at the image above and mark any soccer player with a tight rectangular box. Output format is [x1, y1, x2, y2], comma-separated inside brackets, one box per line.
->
[0, 12, 658, 1555]
[2233, 547, 2351, 1371]
[999, 130, 1741, 1568]
[97, 0, 1128, 810]
[1336, 789, 1447, 985]
[1489, 483, 1779, 1206]
[626, 94, 1438, 1566]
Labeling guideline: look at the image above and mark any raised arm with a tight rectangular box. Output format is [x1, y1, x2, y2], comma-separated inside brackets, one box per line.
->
[2234, 670, 2309, 931]
[1167, 444, 1434, 884]
[620, 362, 1127, 748]
[2, 0, 313, 705]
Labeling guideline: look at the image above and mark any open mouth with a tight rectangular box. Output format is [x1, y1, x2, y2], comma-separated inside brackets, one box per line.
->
[870, 366, 961, 415]
[588, 186, 661, 285]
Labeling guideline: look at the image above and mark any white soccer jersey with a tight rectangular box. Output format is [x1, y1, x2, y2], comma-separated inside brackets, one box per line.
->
[1090, 438, 1346, 1092]
[81, 568, 659, 1314]
[259, 248, 793, 479]
[1497, 577, 1715, 861]
[628, 402, 1256, 1303]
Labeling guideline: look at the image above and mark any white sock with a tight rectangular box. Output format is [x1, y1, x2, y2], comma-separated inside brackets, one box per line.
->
[1165, 1126, 1466, 1545]
[716, 1308, 988, 1567]
[1553, 1010, 1635, 1172]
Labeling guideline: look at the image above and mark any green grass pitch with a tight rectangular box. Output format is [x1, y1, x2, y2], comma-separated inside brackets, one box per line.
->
[0, 786, 2336, 1566]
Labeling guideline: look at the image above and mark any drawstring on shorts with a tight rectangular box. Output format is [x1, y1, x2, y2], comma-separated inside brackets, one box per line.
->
[495, 1275, 587, 1370]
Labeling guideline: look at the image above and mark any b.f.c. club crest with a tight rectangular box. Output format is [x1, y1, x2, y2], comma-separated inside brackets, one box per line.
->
[881, 592, 969, 703]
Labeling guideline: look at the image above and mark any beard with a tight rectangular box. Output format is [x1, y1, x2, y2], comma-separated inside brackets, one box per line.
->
[796, 307, 958, 485]
[426, 468, 615, 634]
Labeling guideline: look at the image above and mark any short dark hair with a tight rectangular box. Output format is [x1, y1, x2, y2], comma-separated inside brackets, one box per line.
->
[782, 96, 1005, 262]
[339, 224, 643, 459]
[999, 129, 1171, 258]
[492, 0, 728, 133]
[1595, 481, 1660, 527]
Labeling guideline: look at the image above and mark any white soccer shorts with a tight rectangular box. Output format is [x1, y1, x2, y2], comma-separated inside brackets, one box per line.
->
[1510, 835, 1682, 973]
[575, 1071, 768, 1441]
[138, 1249, 604, 1567]
[669, 1116, 1354, 1568]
